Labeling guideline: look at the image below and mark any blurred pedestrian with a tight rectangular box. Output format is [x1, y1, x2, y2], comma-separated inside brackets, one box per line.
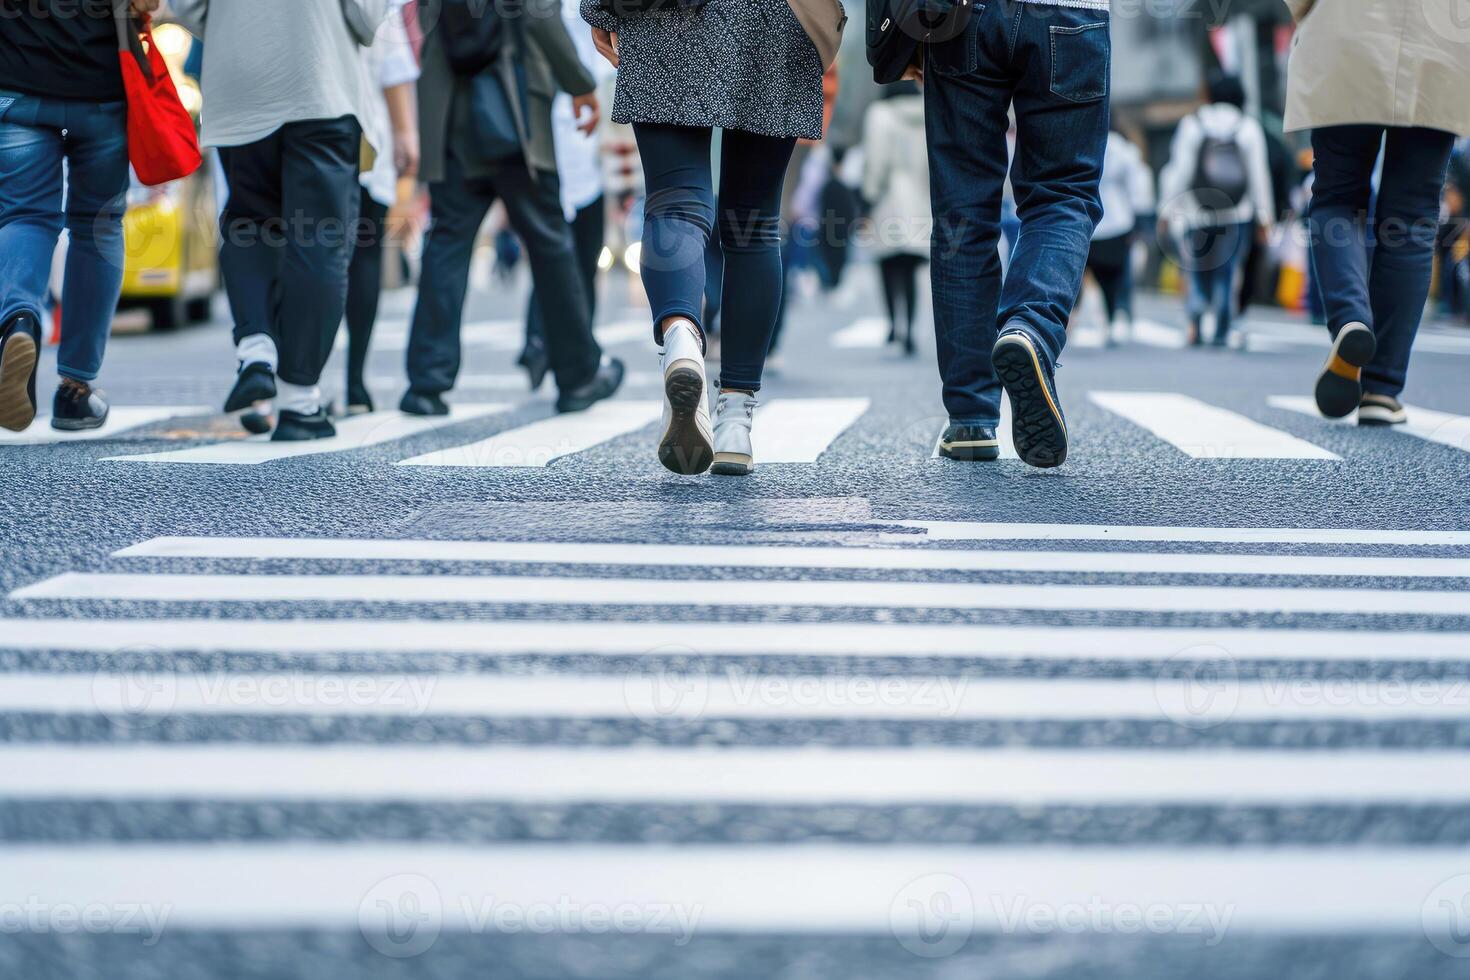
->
[173, 0, 390, 440]
[918, 1, 1109, 467]
[1086, 127, 1154, 344]
[1288, 0, 1470, 426]
[861, 81, 930, 356]
[0, 0, 163, 432]
[403, 0, 623, 416]
[1158, 72, 1274, 348]
[585, 0, 844, 475]
[345, 0, 421, 415]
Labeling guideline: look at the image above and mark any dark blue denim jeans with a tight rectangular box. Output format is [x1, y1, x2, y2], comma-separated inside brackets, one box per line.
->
[0, 91, 129, 383]
[1308, 125, 1455, 398]
[1181, 221, 1251, 343]
[633, 123, 796, 393]
[925, 1, 1109, 425]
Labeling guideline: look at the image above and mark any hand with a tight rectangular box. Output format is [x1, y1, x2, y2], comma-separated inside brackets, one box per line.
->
[393, 128, 420, 182]
[901, 45, 924, 82]
[130, 0, 161, 14]
[571, 92, 600, 137]
[592, 28, 619, 68]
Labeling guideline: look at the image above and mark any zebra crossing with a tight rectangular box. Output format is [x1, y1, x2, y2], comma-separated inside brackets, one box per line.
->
[3, 517, 1470, 971]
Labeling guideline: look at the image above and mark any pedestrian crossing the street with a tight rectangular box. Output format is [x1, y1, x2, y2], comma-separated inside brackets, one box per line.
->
[3, 517, 1470, 967]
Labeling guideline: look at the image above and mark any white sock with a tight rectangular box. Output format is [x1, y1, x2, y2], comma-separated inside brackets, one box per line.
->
[276, 380, 321, 416]
[663, 319, 703, 365]
[236, 333, 279, 373]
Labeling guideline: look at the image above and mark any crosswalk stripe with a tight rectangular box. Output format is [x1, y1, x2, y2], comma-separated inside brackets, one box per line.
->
[0, 406, 210, 445]
[1270, 395, 1470, 454]
[100, 405, 510, 465]
[14, 572, 1470, 614]
[1130, 319, 1188, 349]
[882, 520, 1470, 546]
[0, 617, 1461, 659]
[932, 399, 1017, 459]
[1090, 392, 1339, 459]
[830, 317, 889, 349]
[370, 371, 661, 392]
[10, 672, 1466, 720]
[752, 398, 869, 463]
[116, 536, 1470, 579]
[396, 400, 661, 468]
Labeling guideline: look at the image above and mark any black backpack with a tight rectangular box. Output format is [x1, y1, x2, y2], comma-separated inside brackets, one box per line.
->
[440, 0, 518, 76]
[1190, 121, 1250, 216]
[867, 0, 974, 84]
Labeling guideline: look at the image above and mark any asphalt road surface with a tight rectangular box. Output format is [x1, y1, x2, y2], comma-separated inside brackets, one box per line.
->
[4, 264, 1470, 979]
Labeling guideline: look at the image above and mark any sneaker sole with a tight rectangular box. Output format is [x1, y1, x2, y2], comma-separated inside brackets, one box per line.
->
[1315, 324, 1375, 419]
[51, 407, 110, 432]
[0, 331, 38, 432]
[993, 334, 1068, 468]
[658, 365, 713, 475]
[1357, 406, 1406, 427]
[938, 440, 1000, 462]
[711, 452, 754, 476]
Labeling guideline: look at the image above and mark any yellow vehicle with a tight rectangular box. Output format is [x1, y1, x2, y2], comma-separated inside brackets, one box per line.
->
[118, 23, 219, 331]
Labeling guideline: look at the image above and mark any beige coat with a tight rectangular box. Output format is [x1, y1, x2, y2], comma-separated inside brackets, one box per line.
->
[1284, 0, 1470, 136]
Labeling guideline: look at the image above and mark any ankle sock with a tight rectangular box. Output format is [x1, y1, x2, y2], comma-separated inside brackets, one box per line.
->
[237, 334, 279, 373]
[276, 380, 321, 416]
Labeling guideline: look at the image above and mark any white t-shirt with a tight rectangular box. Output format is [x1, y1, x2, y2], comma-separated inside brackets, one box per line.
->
[548, 0, 611, 220]
[360, 2, 420, 207]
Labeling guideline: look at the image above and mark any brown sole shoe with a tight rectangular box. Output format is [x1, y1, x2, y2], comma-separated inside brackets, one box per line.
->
[1314, 322, 1375, 419]
[0, 328, 38, 432]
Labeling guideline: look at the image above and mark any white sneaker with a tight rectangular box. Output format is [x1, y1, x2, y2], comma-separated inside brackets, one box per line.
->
[711, 389, 757, 476]
[657, 320, 713, 474]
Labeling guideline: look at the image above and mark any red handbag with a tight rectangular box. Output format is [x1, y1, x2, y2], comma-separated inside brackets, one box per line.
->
[114, 10, 202, 187]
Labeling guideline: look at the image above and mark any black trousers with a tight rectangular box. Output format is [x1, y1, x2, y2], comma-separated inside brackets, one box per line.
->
[526, 194, 605, 352]
[346, 188, 389, 395]
[408, 152, 601, 395]
[1085, 234, 1133, 322]
[878, 253, 925, 342]
[218, 116, 362, 386]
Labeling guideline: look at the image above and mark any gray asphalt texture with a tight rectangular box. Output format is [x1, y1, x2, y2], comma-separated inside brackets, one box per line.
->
[3, 266, 1470, 979]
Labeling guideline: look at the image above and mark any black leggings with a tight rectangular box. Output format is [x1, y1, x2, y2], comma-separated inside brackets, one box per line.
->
[878, 253, 925, 345]
[527, 195, 606, 351]
[346, 188, 389, 396]
[1085, 234, 1133, 323]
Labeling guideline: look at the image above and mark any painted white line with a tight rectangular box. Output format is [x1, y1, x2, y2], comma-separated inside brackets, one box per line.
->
[10, 672, 1468, 721]
[830, 317, 890, 349]
[395, 400, 660, 468]
[932, 399, 1016, 460]
[117, 536, 1470, 579]
[13, 573, 1470, 615]
[0, 406, 211, 445]
[372, 371, 661, 392]
[6, 843, 1459, 933]
[1129, 319, 1188, 350]
[6, 745, 1470, 803]
[0, 618, 1462, 660]
[883, 520, 1470, 546]
[752, 398, 869, 463]
[1089, 392, 1339, 460]
[1271, 395, 1470, 455]
[102, 405, 510, 465]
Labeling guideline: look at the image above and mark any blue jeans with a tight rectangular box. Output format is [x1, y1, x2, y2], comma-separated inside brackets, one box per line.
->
[0, 92, 129, 383]
[1308, 125, 1455, 398]
[1181, 221, 1251, 343]
[633, 123, 796, 393]
[925, 1, 1109, 425]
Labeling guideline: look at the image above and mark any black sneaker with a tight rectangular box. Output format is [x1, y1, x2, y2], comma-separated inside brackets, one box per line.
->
[992, 326, 1068, 469]
[517, 336, 550, 392]
[1314, 321, 1375, 419]
[240, 408, 274, 435]
[557, 355, 626, 413]
[1358, 392, 1406, 427]
[271, 408, 336, 441]
[51, 379, 109, 431]
[937, 423, 1000, 461]
[399, 390, 449, 416]
[225, 361, 276, 413]
[0, 311, 41, 432]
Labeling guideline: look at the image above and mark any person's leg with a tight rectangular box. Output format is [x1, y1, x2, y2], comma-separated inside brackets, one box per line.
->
[218, 132, 285, 364]
[879, 255, 904, 340]
[275, 116, 361, 401]
[633, 123, 716, 346]
[346, 189, 389, 408]
[405, 151, 494, 399]
[494, 165, 603, 393]
[1088, 239, 1124, 324]
[1362, 127, 1456, 399]
[1307, 125, 1384, 336]
[572, 195, 606, 321]
[899, 254, 922, 353]
[1211, 223, 1251, 345]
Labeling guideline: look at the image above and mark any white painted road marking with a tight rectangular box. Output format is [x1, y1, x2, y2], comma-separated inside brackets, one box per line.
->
[753, 398, 870, 463]
[830, 317, 890, 349]
[0, 406, 211, 445]
[1090, 392, 1339, 460]
[882, 521, 1470, 546]
[1271, 394, 1470, 455]
[396, 400, 661, 468]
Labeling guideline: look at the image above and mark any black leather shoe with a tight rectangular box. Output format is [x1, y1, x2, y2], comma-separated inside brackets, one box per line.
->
[399, 390, 449, 416]
[224, 361, 276, 413]
[937, 423, 1000, 461]
[240, 409, 274, 435]
[556, 356, 625, 413]
[346, 380, 374, 415]
[992, 326, 1068, 469]
[517, 337, 550, 392]
[51, 379, 109, 431]
[0, 311, 41, 433]
[271, 408, 337, 441]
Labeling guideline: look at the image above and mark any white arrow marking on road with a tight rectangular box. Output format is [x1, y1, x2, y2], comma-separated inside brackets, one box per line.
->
[101, 405, 510, 465]
[882, 520, 1470, 546]
[0, 617, 1464, 659]
[1270, 395, 1470, 455]
[117, 536, 1470, 579]
[830, 317, 890, 348]
[13, 573, 1470, 614]
[753, 398, 870, 463]
[0, 406, 211, 445]
[1090, 392, 1340, 459]
[11, 672, 1469, 720]
[396, 400, 661, 468]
